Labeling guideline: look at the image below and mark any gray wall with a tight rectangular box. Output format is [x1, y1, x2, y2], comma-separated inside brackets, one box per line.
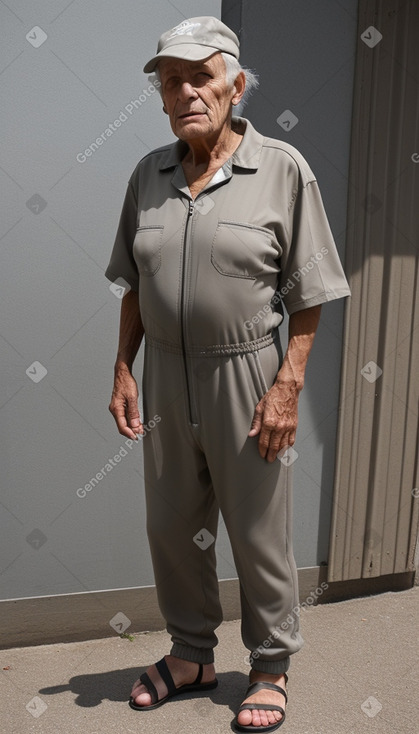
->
[0, 0, 223, 600]
[0, 0, 357, 602]
[223, 0, 358, 567]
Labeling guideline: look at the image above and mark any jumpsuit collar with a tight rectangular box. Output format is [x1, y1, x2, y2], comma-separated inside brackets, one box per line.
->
[158, 116, 264, 173]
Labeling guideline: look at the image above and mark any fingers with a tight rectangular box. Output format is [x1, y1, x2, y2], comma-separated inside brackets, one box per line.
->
[248, 402, 263, 437]
[267, 431, 294, 462]
[109, 370, 145, 440]
[250, 390, 298, 462]
[258, 428, 294, 463]
[126, 395, 145, 437]
[110, 400, 143, 440]
[109, 393, 144, 440]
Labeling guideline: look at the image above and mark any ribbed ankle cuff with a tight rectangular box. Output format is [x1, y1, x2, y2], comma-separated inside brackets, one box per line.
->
[250, 656, 290, 675]
[170, 643, 215, 665]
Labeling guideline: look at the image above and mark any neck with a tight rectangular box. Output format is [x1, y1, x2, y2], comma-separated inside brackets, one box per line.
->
[183, 117, 241, 169]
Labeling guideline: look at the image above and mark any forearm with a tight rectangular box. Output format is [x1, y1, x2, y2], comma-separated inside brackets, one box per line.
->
[276, 305, 321, 391]
[115, 290, 145, 373]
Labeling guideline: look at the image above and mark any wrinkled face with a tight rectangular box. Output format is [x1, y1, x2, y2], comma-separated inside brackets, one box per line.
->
[158, 52, 243, 141]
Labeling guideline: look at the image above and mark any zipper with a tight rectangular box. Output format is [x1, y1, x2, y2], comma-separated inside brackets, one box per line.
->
[180, 198, 197, 424]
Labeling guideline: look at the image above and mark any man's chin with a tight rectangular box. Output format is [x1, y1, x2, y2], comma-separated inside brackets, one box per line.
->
[176, 121, 211, 140]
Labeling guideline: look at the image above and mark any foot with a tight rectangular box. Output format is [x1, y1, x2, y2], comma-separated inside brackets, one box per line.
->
[237, 670, 287, 729]
[130, 655, 216, 707]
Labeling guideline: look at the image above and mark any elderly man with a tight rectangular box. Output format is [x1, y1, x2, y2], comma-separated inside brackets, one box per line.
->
[106, 16, 350, 733]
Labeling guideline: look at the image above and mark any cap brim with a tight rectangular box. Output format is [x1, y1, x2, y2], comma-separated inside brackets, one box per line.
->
[143, 44, 220, 73]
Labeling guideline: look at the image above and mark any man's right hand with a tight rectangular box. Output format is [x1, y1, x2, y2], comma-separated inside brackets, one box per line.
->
[109, 365, 144, 439]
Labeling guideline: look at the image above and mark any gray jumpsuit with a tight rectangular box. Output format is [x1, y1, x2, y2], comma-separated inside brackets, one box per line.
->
[105, 116, 350, 674]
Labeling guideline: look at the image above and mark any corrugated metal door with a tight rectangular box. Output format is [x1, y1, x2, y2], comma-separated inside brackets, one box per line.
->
[328, 0, 419, 582]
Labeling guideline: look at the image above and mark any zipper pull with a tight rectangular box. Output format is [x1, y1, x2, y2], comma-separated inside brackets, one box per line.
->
[188, 200, 194, 216]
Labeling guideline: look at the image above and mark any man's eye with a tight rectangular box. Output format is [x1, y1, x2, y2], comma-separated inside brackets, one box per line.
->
[194, 72, 212, 83]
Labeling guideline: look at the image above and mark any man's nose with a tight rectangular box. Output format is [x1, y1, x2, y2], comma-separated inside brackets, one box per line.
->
[178, 81, 198, 101]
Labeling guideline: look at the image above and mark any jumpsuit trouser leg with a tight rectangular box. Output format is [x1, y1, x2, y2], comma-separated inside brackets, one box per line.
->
[142, 346, 223, 665]
[142, 338, 304, 674]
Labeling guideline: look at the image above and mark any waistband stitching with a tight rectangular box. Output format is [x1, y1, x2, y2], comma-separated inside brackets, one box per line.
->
[146, 333, 274, 356]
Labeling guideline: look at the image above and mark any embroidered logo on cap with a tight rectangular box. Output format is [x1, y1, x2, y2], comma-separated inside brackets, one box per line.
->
[168, 20, 201, 38]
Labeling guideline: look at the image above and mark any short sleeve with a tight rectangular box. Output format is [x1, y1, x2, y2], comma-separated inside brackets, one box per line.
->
[279, 178, 351, 314]
[105, 179, 139, 292]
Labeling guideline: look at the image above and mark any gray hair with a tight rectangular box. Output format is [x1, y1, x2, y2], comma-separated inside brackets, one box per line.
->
[149, 52, 259, 112]
[220, 52, 259, 111]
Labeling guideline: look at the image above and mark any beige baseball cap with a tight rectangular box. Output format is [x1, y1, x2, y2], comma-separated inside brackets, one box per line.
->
[143, 16, 240, 73]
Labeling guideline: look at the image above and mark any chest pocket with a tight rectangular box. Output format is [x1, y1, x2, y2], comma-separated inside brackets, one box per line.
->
[133, 225, 164, 276]
[211, 221, 279, 279]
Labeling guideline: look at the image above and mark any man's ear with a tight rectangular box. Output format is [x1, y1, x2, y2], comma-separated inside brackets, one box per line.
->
[163, 104, 168, 114]
[231, 70, 246, 107]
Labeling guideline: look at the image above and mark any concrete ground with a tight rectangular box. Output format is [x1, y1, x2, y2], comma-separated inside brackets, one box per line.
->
[1, 586, 418, 734]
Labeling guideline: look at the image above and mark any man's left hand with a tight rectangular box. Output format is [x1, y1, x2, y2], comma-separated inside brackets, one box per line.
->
[248, 380, 300, 462]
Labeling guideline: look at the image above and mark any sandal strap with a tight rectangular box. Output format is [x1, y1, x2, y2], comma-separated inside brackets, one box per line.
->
[244, 680, 288, 703]
[138, 657, 204, 704]
[155, 657, 176, 696]
[193, 663, 203, 685]
[139, 671, 159, 704]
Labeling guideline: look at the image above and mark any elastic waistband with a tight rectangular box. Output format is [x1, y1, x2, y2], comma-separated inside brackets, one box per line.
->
[145, 333, 274, 356]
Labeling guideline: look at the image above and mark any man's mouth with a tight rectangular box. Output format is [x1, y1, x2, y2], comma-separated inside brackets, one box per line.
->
[178, 111, 205, 119]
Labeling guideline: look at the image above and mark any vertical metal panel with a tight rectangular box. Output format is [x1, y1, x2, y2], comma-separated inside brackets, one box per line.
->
[328, 0, 419, 582]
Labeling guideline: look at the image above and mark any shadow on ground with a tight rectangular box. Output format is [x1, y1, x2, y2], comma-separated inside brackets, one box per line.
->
[39, 668, 248, 713]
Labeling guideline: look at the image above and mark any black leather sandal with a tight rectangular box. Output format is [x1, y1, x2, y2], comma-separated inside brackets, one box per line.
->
[233, 674, 288, 732]
[128, 656, 218, 711]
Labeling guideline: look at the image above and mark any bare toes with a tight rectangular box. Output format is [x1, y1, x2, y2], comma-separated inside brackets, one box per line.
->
[237, 709, 252, 725]
[130, 679, 142, 696]
[133, 690, 152, 706]
[132, 683, 152, 706]
[130, 681, 153, 706]
[249, 709, 262, 726]
[237, 706, 284, 728]
[254, 709, 268, 726]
